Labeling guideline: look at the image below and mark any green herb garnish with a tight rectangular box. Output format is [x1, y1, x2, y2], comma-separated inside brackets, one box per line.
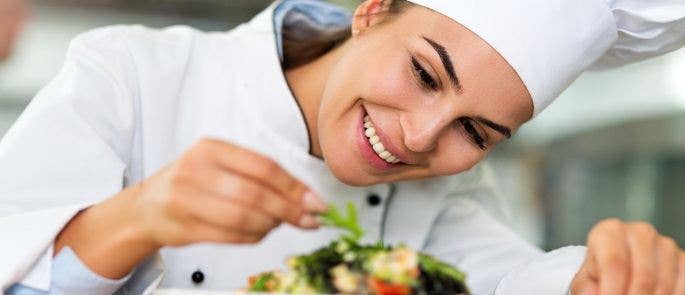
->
[418, 254, 470, 294]
[249, 273, 274, 292]
[419, 254, 466, 282]
[320, 202, 364, 242]
[247, 203, 471, 294]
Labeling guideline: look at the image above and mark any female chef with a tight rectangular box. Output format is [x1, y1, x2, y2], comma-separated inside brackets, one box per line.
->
[2, 0, 685, 294]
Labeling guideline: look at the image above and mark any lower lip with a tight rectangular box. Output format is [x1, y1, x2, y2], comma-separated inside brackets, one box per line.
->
[356, 107, 403, 171]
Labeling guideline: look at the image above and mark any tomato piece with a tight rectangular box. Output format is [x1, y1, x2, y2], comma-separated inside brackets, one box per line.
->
[368, 278, 411, 295]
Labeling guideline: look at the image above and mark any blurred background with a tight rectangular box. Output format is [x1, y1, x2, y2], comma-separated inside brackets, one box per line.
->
[0, 0, 683, 251]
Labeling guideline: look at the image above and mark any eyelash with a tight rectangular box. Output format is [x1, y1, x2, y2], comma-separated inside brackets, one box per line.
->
[410, 55, 487, 150]
[458, 118, 487, 150]
[411, 56, 439, 91]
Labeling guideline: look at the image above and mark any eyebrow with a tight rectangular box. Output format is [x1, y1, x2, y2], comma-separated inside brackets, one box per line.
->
[422, 36, 462, 91]
[421, 36, 512, 139]
[476, 116, 512, 139]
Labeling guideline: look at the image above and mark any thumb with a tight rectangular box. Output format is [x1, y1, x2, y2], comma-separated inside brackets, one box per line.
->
[571, 257, 599, 295]
[572, 280, 598, 295]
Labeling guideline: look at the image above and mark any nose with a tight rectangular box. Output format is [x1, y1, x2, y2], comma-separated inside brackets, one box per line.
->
[401, 110, 454, 153]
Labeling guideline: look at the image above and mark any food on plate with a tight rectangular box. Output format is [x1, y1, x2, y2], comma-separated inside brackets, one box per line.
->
[247, 203, 470, 294]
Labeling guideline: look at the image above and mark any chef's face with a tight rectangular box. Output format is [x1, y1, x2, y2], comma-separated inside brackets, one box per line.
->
[317, 1, 533, 186]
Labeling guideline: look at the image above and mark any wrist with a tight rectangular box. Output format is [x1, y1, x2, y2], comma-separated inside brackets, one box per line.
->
[115, 183, 161, 250]
[54, 185, 160, 279]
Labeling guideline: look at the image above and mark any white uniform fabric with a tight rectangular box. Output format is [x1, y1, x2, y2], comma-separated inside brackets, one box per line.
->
[594, 0, 685, 69]
[0, 2, 599, 294]
[410, 0, 685, 115]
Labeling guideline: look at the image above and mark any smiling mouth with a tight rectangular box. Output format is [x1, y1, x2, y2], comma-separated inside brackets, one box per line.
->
[363, 115, 402, 164]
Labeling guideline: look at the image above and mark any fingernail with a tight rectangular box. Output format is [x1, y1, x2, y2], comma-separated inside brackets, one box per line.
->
[298, 214, 320, 228]
[303, 191, 327, 213]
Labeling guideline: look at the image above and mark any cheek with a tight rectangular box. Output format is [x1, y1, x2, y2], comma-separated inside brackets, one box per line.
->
[319, 51, 416, 123]
[429, 133, 487, 175]
[358, 56, 418, 108]
[322, 40, 414, 107]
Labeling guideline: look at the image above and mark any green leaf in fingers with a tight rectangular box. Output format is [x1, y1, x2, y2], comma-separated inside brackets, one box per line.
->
[319, 202, 364, 242]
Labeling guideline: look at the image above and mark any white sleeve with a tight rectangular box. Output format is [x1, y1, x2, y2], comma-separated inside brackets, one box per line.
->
[424, 197, 589, 295]
[0, 26, 140, 292]
[593, 0, 685, 69]
[495, 246, 587, 295]
[422, 197, 544, 295]
[422, 160, 592, 295]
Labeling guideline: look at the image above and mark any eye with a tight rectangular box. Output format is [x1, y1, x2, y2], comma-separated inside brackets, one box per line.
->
[411, 56, 439, 91]
[457, 118, 487, 150]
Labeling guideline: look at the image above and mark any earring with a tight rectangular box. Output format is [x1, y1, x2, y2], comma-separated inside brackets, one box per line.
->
[352, 29, 361, 36]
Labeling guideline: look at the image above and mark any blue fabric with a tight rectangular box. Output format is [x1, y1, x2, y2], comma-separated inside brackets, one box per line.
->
[274, 0, 351, 62]
[6, 247, 131, 294]
[5, 1, 350, 294]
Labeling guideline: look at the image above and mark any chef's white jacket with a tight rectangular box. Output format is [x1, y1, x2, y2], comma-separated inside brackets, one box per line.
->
[1, 0, 683, 294]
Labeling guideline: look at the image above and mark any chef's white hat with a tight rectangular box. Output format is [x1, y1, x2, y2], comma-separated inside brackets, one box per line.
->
[408, 0, 620, 116]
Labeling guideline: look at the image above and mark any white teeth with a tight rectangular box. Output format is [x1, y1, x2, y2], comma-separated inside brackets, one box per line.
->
[363, 115, 401, 164]
[369, 136, 380, 145]
[372, 142, 385, 154]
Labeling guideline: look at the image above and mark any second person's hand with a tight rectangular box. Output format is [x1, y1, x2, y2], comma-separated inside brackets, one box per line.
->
[571, 219, 685, 295]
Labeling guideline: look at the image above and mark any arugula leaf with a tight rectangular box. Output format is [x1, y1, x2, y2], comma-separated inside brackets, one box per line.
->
[249, 273, 274, 291]
[320, 202, 364, 242]
[419, 253, 466, 282]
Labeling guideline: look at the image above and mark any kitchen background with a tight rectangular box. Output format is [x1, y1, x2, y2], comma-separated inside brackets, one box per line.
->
[1, 0, 683, 251]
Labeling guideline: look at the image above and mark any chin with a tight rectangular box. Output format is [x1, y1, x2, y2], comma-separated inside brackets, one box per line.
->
[325, 157, 379, 187]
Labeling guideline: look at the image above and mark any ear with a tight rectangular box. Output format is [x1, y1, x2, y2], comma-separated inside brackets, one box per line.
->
[351, 0, 392, 36]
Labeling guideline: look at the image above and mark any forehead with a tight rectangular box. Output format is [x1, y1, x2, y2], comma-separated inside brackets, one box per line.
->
[388, 6, 535, 125]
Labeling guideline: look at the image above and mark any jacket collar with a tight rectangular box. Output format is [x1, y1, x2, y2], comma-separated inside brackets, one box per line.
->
[238, 3, 312, 154]
[234, 2, 470, 253]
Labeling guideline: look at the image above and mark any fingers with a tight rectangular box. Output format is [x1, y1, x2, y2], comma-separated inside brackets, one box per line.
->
[584, 219, 685, 295]
[188, 223, 264, 245]
[198, 171, 308, 227]
[654, 237, 679, 295]
[570, 260, 599, 295]
[200, 139, 320, 203]
[161, 138, 329, 247]
[626, 222, 659, 295]
[587, 219, 630, 295]
[175, 185, 279, 236]
[218, 174, 321, 229]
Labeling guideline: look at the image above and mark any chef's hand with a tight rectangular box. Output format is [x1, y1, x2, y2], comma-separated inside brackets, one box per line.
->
[135, 138, 327, 247]
[54, 138, 327, 279]
[570, 219, 685, 295]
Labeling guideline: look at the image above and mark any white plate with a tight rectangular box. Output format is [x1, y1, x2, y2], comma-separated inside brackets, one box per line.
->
[153, 290, 290, 295]
[153, 290, 231, 295]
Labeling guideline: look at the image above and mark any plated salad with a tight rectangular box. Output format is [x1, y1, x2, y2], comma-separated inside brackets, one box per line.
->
[247, 203, 470, 295]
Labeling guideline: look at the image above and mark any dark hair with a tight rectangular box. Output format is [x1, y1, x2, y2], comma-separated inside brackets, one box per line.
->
[387, 0, 413, 14]
[282, 0, 414, 69]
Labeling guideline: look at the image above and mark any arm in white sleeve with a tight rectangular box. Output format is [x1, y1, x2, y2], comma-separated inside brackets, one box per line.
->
[6, 247, 132, 295]
[422, 163, 586, 295]
[423, 197, 545, 295]
[594, 0, 685, 68]
[0, 26, 141, 292]
[425, 198, 588, 295]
